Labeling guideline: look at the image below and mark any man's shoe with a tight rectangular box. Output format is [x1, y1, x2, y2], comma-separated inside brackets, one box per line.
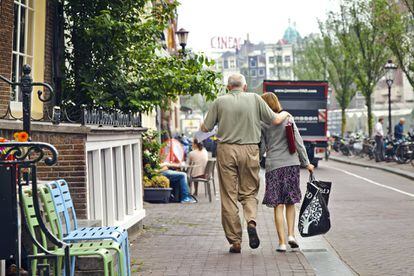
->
[247, 222, 260, 249]
[229, 243, 241, 253]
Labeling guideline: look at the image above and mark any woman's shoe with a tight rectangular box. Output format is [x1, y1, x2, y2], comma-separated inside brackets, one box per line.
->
[288, 236, 299, 249]
[276, 244, 287, 252]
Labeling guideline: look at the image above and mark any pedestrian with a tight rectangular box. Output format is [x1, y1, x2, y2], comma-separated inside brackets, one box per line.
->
[394, 118, 405, 140]
[260, 92, 314, 252]
[374, 117, 385, 162]
[201, 73, 290, 253]
[160, 163, 196, 203]
[188, 138, 209, 196]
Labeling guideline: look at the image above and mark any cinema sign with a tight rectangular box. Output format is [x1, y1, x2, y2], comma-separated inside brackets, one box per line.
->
[210, 36, 242, 50]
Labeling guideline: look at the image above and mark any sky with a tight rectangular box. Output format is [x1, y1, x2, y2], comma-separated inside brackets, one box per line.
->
[177, 0, 340, 55]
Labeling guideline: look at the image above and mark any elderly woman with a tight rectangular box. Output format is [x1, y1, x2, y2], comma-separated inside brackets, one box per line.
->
[260, 92, 314, 252]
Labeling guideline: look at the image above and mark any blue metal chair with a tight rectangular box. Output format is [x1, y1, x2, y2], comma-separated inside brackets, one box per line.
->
[46, 180, 131, 276]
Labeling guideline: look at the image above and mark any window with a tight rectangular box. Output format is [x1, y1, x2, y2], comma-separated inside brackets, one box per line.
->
[249, 57, 257, 67]
[230, 59, 235, 68]
[249, 69, 257, 77]
[223, 59, 229, 69]
[269, 56, 275, 63]
[258, 68, 265, 77]
[276, 55, 283, 63]
[12, 0, 34, 102]
[284, 55, 291, 62]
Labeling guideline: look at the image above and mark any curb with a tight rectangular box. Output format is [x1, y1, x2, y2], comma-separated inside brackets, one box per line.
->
[329, 156, 414, 181]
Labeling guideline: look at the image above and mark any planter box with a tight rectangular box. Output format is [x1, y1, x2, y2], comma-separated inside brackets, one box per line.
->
[144, 188, 172, 203]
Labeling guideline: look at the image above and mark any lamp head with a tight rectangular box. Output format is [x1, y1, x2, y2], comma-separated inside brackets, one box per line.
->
[384, 59, 397, 86]
[176, 28, 189, 48]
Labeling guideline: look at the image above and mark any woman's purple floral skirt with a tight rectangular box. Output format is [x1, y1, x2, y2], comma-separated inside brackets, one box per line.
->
[263, 165, 301, 207]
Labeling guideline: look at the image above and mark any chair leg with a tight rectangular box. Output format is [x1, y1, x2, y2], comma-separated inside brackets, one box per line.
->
[207, 181, 212, 202]
[70, 256, 76, 276]
[212, 177, 217, 196]
[212, 168, 217, 195]
[204, 182, 208, 198]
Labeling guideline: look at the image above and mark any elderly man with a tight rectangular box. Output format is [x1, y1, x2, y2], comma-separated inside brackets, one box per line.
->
[374, 117, 385, 162]
[201, 73, 289, 253]
[394, 118, 405, 140]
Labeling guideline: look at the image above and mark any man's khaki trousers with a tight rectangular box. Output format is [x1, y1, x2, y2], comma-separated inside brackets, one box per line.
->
[216, 143, 260, 244]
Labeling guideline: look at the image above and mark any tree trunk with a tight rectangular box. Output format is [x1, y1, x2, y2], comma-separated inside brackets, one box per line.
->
[366, 95, 373, 137]
[341, 108, 347, 137]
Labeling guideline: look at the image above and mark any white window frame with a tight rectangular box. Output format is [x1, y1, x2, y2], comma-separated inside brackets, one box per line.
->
[12, 0, 35, 102]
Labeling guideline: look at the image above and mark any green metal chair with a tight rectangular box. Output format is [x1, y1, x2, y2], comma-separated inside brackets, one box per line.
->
[21, 187, 118, 276]
[37, 185, 126, 276]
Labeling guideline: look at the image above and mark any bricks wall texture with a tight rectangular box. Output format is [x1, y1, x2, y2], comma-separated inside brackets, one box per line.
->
[0, 0, 14, 114]
[0, 129, 88, 219]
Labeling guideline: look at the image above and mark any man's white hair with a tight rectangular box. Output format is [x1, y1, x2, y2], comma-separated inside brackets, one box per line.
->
[227, 73, 246, 89]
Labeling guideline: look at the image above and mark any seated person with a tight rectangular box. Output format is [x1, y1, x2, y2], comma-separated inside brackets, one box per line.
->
[188, 138, 209, 195]
[160, 163, 196, 203]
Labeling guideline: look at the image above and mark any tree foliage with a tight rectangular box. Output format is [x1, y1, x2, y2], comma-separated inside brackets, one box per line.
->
[378, 0, 414, 88]
[294, 32, 356, 135]
[63, 0, 222, 113]
[327, 0, 391, 136]
[293, 38, 326, 81]
[319, 22, 357, 136]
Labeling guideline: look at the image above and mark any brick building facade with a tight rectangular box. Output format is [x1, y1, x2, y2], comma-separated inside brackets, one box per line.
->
[0, 0, 14, 114]
[0, 0, 146, 227]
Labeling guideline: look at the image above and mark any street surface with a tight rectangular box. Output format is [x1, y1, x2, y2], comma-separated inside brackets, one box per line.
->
[131, 160, 414, 275]
[307, 160, 414, 276]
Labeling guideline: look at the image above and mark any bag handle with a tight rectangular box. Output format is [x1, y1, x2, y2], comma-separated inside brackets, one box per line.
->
[308, 172, 321, 192]
[309, 172, 316, 182]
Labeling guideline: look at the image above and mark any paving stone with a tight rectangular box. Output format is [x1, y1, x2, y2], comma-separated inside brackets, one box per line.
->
[130, 170, 315, 275]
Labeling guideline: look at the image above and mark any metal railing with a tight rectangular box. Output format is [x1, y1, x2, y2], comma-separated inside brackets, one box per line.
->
[0, 65, 142, 128]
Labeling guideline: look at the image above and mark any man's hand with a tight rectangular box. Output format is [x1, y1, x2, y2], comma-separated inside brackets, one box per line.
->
[200, 123, 209, 132]
[306, 164, 314, 173]
[272, 111, 291, 125]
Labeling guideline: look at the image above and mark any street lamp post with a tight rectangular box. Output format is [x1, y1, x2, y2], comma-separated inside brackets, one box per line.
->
[384, 60, 398, 135]
[175, 28, 189, 55]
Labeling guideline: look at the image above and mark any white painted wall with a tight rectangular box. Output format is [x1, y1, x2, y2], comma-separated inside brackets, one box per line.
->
[85, 132, 145, 229]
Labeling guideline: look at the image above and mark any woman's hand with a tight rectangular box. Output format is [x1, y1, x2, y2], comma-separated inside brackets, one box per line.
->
[306, 164, 314, 173]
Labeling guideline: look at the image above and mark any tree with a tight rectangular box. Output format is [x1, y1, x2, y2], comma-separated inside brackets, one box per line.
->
[63, 0, 222, 114]
[319, 23, 357, 136]
[379, 0, 414, 88]
[329, 0, 391, 136]
[293, 38, 326, 81]
[180, 94, 211, 117]
[293, 33, 356, 136]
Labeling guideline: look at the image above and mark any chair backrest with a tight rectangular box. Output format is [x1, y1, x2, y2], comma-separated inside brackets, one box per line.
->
[21, 187, 59, 251]
[204, 160, 216, 180]
[46, 181, 72, 235]
[57, 179, 79, 231]
[38, 185, 64, 239]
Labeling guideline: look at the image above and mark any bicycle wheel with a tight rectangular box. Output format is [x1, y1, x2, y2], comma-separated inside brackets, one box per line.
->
[395, 145, 409, 164]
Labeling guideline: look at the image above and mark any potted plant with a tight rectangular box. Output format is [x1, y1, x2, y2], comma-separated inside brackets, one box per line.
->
[142, 130, 172, 203]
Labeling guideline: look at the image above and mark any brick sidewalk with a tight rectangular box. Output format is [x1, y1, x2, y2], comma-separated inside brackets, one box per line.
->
[130, 174, 315, 276]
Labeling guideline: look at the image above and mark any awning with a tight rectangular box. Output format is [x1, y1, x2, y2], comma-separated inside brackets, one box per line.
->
[372, 108, 413, 117]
